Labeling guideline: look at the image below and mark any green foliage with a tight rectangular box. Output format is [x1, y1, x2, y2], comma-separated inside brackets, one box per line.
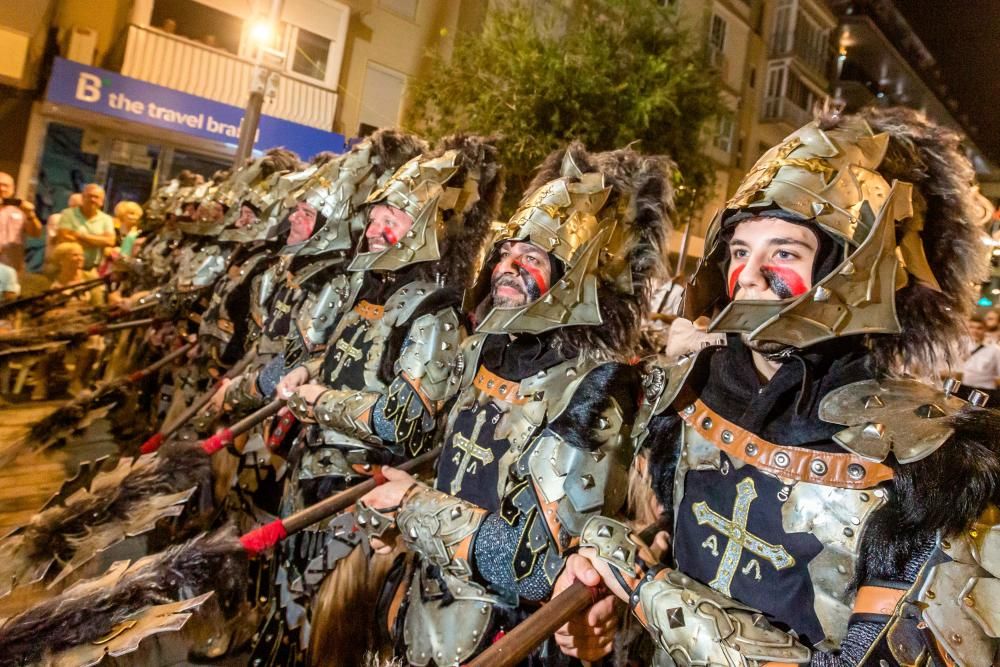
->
[406, 0, 725, 214]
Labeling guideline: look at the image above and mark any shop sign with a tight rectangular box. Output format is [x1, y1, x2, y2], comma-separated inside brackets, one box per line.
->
[46, 57, 346, 159]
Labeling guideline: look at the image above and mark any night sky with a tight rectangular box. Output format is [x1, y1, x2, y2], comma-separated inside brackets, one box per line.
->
[895, 0, 1000, 164]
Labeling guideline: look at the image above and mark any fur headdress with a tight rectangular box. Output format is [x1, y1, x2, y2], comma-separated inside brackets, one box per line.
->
[683, 106, 989, 370]
[472, 142, 674, 360]
[348, 133, 505, 290]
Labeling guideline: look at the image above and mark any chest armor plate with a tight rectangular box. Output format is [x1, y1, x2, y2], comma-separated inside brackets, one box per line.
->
[672, 421, 888, 651]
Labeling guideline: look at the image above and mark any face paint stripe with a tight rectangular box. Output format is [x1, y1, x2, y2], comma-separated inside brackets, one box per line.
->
[383, 227, 399, 246]
[728, 263, 745, 298]
[760, 265, 808, 299]
[513, 259, 549, 295]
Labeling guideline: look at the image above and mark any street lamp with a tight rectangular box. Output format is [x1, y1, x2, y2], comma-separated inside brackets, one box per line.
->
[233, 0, 284, 169]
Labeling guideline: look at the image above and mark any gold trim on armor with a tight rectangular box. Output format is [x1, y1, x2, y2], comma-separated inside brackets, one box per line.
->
[680, 399, 894, 490]
[472, 365, 528, 405]
[353, 300, 385, 320]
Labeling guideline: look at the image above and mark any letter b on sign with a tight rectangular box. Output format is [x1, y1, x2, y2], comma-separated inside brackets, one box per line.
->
[76, 72, 102, 103]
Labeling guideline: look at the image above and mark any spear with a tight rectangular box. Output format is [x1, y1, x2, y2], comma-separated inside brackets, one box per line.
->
[466, 521, 666, 667]
[186, 397, 285, 457]
[0, 276, 107, 316]
[0, 447, 443, 665]
[86, 316, 158, 335]
[138, 354, 255, 454]
[0, 341, 196, 464]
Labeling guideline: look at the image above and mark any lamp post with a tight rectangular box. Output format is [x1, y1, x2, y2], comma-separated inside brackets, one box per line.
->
[233, 0, 284, 169]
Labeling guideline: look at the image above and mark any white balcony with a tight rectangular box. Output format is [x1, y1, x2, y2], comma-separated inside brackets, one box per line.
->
[120, 24, 337, 131]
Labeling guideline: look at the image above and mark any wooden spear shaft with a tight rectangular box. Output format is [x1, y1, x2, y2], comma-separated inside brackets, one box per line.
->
[238, 446, 442, 554]
[139, 354, 255, 453]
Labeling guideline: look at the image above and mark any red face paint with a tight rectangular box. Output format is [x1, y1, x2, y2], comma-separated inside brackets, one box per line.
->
[512, 259, 549, 295]
[728, 263, 745, 298]
[760, 265, 809, 299]
[382, 226, 399, 246]
[728, 263, 808, 299]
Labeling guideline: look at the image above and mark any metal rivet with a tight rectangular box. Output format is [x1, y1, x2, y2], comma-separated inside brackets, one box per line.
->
[847, 463, 866, 480]
[860, 492, 870, 502]
[843, 527, 854, 537]
[810, 459, 828, 476]
[773, 452, 790, 468]
[720, 430, 734, 444]
[745, 442, 758, 456]
[701, 417, 713, 430]
[683, 404, 696, 415]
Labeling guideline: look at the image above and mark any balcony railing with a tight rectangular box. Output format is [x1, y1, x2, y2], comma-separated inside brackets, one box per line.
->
[120, 24, 337, 131]
[769, 25, 830, 80]
[762, 96, 811, 127]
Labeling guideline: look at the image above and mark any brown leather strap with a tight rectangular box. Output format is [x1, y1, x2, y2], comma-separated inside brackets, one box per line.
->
[680, 399, 894, 490]
[473, 365, 528, 405]
[354, 300, 384, 321]
[852, 585, 906, 616]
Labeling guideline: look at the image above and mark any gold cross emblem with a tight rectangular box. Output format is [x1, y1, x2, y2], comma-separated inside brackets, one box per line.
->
[727, 137, 836, 209]
[692, 477, 795, 597]
[329, 325, 366, 378]
[449, 410, 495, 495]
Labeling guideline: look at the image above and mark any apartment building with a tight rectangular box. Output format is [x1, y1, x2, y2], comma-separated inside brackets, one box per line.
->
[2, 0, 477, 216]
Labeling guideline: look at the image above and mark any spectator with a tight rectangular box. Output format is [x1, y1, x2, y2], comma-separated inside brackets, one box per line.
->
[946, 314, 1000, 405]
[113, 200, 143, 256]
[31, 241, 107, 398]
[54, 184, 115, 271]
[984, 308, 1000, 344]
[46, 192, 82, 261]
[0, 261, 19, 301]
[0, 171, 43, 272]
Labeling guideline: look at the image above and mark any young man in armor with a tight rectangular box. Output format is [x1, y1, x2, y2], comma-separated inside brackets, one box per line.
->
[354, 143, 674, 665]
[562, 108, 1000, 666]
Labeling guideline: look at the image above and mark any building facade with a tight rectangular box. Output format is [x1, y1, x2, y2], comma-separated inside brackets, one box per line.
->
[2, 0, 476, 218]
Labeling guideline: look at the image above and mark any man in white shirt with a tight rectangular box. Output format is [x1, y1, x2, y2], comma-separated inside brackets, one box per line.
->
[984, 308, 1000, 344]
[954, 314, 1000, 404]
[0, 261, 19, 301]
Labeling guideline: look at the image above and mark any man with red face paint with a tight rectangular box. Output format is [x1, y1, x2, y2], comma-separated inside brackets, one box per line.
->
[353, 143, 673, 666]
[248, 136, 503, 665]
[560, 109, 1000, 667]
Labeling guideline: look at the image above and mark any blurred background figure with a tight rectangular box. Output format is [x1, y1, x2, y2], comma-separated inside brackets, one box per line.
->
[942, 314, 1000, 405]
[30, 241, 108, 398]
[54, 184, 115, 271]
[0, 172, 43, 274]
[984, 308, 1000, 344]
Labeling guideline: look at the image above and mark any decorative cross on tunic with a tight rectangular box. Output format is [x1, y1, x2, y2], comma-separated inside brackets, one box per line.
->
[329, 325, 366, 378]
[449, 410, 495, 495]
[692, 477, 795, 597]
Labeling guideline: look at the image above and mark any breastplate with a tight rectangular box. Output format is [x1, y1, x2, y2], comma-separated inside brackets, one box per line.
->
[672, 403, 892, 651]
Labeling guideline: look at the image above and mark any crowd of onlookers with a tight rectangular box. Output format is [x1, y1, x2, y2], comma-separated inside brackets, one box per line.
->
[945, 310, 1000, 404]
[0, 171, 144, 305]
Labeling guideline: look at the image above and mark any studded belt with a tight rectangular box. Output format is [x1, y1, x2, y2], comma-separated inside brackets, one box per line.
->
[472, 365, 528, 405]
[679, 399, 894, 490]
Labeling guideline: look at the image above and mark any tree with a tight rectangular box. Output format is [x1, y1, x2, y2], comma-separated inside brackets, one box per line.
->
[406, 0, 725, 214]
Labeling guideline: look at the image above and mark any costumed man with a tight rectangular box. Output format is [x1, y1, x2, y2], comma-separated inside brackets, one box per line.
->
[208, 131, 426, 532]
[559, 107, 1000, 666]
[249, 135, 504, 666]
[354, 143, 673, 666]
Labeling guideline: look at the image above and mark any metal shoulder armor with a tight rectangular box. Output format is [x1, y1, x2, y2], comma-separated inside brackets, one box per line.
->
[395, 306, 464, 404]
[632, 351, 702, 452]
[507, 358, 638, 582]
[286, 271, 358, 368]
[819, 377, 971, 463]
[867, 507, 1000, 666]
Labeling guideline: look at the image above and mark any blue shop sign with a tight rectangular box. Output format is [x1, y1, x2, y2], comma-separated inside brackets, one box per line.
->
[46, 57, 346, 159]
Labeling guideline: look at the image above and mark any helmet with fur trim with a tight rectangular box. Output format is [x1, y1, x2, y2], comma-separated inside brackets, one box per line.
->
[261, 129, 428, 257]
[217, 148, 303, 243]
[347, 134, 504, 288]
[469, 142, 674, 359]
[684, 107, 990, 368]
